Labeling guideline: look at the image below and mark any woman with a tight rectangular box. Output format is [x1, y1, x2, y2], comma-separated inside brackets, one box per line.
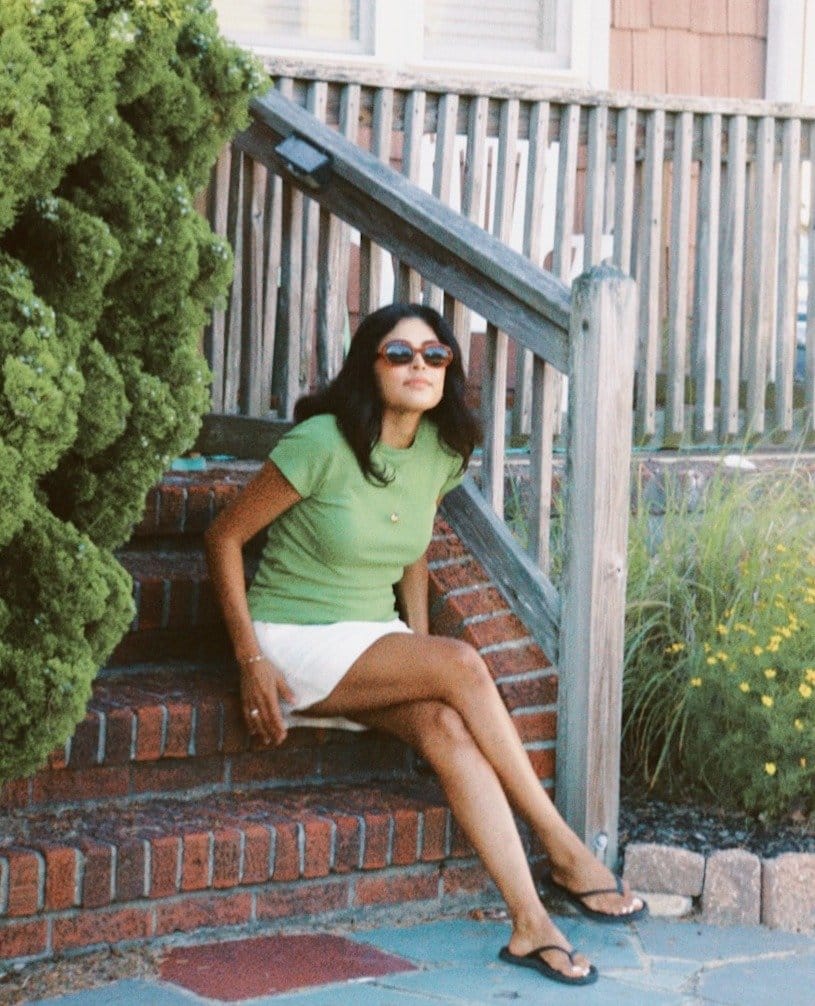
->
[205, 303, 645, 987]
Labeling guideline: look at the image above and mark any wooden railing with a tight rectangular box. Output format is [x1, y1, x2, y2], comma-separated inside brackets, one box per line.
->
[204, 87, 637, 864]
[206, 72, 815, 446]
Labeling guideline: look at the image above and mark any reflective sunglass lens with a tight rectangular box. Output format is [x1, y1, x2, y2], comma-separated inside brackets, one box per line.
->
[423, 345, 453, 367]
[383, 342, 414, 365]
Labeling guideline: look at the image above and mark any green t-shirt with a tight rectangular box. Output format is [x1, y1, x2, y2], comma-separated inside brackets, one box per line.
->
[246, 413, 465, 624]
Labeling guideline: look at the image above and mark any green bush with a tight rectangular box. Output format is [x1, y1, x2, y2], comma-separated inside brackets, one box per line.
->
[623, 465, 815, 820]
[0, 0, 262, 781]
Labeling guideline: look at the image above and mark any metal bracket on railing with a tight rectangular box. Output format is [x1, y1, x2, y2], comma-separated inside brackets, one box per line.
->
[274, 133, 333, 190]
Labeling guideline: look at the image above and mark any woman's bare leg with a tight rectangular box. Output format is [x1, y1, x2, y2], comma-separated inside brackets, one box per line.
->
[307, 633, 642, 917]
[356, 699, 592, 980]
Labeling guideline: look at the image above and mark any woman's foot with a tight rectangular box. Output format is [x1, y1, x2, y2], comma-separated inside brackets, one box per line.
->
[546, 849, 646, 920]
[506, 910, 594, 982]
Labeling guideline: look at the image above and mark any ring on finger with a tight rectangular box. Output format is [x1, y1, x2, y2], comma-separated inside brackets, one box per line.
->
[250, 708, 260, 718]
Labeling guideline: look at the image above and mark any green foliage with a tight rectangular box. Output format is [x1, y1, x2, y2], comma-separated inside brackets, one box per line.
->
[0, 0, 262, 781]
[622, 467, 815, 820]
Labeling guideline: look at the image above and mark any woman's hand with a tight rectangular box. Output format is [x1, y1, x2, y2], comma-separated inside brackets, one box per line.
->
[239, 656, 295, 746]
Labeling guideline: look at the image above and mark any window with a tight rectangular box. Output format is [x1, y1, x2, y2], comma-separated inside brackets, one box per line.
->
[212, 0, 609, 87]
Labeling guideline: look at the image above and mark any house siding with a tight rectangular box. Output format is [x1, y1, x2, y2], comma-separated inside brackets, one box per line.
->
[610, 0, 768, 99]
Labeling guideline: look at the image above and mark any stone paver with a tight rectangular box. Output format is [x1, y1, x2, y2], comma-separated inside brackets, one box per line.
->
[762, 853, 815, 932]
[701, 848, 761, 925]
[625, 842, 706, 896]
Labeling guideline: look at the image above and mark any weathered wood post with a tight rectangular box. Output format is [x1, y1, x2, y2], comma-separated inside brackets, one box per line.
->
[556, 263, 637, 868]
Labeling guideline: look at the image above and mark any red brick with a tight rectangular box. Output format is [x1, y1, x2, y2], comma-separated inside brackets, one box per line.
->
[212, 482, 240, 517]
[30, 766, 129, 806]
[135, 705, 165, 761]
[155, 893, 252, 936]
[241, 825, 272, 885]
[221, 696, 248, 754]
[48, 743, 68, 769]
[442, 861, 494, 896]
[42, 846, 78, 911]
[117, 841, 148, 902]
[133, 486, 159, 535]
[0, 919, 48, 959]
[256, 879, 350, 921]
[425, 537, 469, 565]
[361, 813, 391, 870]
[4, 849, 42, 916]
[230, 747, 319, 785]
[212, 828, 242, 888]
[156, 484, 186, 534]
[355, 870, 440, 907]
[421, 807, 449, 862]
[497, 674, 558, 711]
[137, 577, 166, 631]
[130, 757, 223, 796]
[428, 560, 490, 597]
[181, 832, 212, 892]
[185, 485, 213, 532]
[195, 581, 221, 629]
[53, 907, 153, 951]
[149, 836, 180, 899]
[461, 613, 530, 650]
[0, 778, 31, 809]
[432, 587, 509, 638]
[194, 697, 222, 755]
[68, 711, 101, 767]
[511, 710, 557, 744]
[104, 707, 135, 764]
[302, 818, 332, 879]
[449, 820, 474, 858]
[332, 816, 361, 873]
[484, 644, 552, 680]
[527, 747, 556, 780]
[391, 810, 419, 866]
[79, 842, 113, 909]
[164, 702, 193, 758]
[166, 579, 195, 630]
[272, 823, 300, 882]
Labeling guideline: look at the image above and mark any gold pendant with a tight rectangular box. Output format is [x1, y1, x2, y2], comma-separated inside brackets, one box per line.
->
[390, 512, 399, 523]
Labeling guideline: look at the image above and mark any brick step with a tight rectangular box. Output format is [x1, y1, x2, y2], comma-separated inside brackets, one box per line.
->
[0, 665, 418, 812]
[0, 780, 494, 963]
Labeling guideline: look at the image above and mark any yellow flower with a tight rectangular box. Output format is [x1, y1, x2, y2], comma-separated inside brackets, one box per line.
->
[805, 669, 815, 684]
[690, 677, 703, 687]
[794, 719, 804, 731]
[761, 695, 774, 708]
[716, 624, 730, 636]
[752, 645, 764, 656]
[765, 762, 777, 776]
[780, 627, 792, 638]
[716, 652, 729, 662]
[703, 642, 712, 653]
[706, 656, 717, 666]
[764, 668, 777, 679]
[799, 683, 813, 699]
[775, 543, 788, 553]
[739, 682, 750, 693]
[801, 758, 808, 768]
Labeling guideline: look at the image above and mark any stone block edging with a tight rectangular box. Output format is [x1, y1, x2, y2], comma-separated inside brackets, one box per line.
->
[623, 842, 815, 933]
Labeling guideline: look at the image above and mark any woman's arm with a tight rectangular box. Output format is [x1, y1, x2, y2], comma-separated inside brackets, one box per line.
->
[204, 460, 301, 745]
[395, 552, 430, 634]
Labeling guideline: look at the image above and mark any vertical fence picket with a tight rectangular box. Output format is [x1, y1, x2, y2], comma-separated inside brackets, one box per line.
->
[634, 109, 665, 442]
[665, 111, 692, 439]
[299, 82, 328, 395]
[222, 146, 244, 413]
[425, 92, 459, 312]
[359, 87, 394, 316]
[205, 145, 231, 412]
[275, 179, 304, 418]
[807, 122, 815, 434]
[395, 90, 426, 302]
[743, 116, 776, 436]
[612, 107, 638, 274]
[692, 113, 722, 440]
[239, 156, 267, 416]
[584, 104, 608, 268]
[774, 117, 802, 435]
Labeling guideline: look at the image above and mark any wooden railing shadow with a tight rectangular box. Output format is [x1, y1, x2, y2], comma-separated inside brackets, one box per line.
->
[203, 87, 637, 865]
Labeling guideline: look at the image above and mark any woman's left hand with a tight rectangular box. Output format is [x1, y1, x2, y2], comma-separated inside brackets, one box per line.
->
[240, 656, 295, 746]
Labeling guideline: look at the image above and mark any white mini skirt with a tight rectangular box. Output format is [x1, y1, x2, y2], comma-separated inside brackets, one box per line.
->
[251, 618, 412, 731]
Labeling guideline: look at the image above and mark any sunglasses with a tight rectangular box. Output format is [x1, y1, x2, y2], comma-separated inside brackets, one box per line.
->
[377, 339, 454, 368]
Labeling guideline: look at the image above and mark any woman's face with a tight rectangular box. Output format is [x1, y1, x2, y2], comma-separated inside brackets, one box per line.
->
[373, 317, 447, 416]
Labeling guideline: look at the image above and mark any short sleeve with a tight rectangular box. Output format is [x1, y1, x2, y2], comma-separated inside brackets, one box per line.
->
[269, 416, 337, 498]
[438, 456, 465, 499]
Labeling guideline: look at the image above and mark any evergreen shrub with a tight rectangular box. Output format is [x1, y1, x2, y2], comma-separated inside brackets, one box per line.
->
[0, 0, 263, 780]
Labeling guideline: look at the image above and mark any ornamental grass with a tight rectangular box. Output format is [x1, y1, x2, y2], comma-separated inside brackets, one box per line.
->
[622, 462, 815, 821]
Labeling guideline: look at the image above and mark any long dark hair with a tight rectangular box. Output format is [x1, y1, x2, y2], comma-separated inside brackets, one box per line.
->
[294, 303, 482, 484]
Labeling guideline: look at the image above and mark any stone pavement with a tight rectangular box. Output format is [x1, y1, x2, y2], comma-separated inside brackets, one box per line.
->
[24, 911, 815, 1005]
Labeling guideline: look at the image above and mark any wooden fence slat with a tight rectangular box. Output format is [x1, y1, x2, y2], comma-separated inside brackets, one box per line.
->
[743, 116, 776, 436]
[717, 114, 747, 439]
[612, 107, 638, 274]
[633, 109, 665, 442]
[557, 264, 637, 867]
[665, 111, 692, 438]
[359, 87, 394, 316]
[515, 100, 551, 437]
[552, 104, 580, 281]
[299, 81, 328, 394]
[425, 91, 459, 312]
[396, 89, 427, 302]
[452, 94, 489, 367]
[528, 356, 559, 572]
[205, 146, 231, 413]
[239, 156, 267, 416]
[774, 117, 802, 433]
[275, 179, 304, 418]
[222, 146, 244, 414]
[692, 113, 722, 439]
[807, 122, 815, 434]
[584, 104, 608, 269]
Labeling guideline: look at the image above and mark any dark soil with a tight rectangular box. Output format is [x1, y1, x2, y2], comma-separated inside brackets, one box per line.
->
[620, 790, 815, 860]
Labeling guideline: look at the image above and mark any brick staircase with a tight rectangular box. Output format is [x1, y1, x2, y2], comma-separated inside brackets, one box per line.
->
[0, 465, 557, 965]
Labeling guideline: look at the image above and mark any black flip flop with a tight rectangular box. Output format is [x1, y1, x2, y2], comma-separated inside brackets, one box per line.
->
[541, 872, 649, 923]
[498, 944, 599, 986]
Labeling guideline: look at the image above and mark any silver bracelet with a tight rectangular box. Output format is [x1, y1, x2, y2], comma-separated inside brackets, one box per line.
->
[239, 653, 265, 666]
